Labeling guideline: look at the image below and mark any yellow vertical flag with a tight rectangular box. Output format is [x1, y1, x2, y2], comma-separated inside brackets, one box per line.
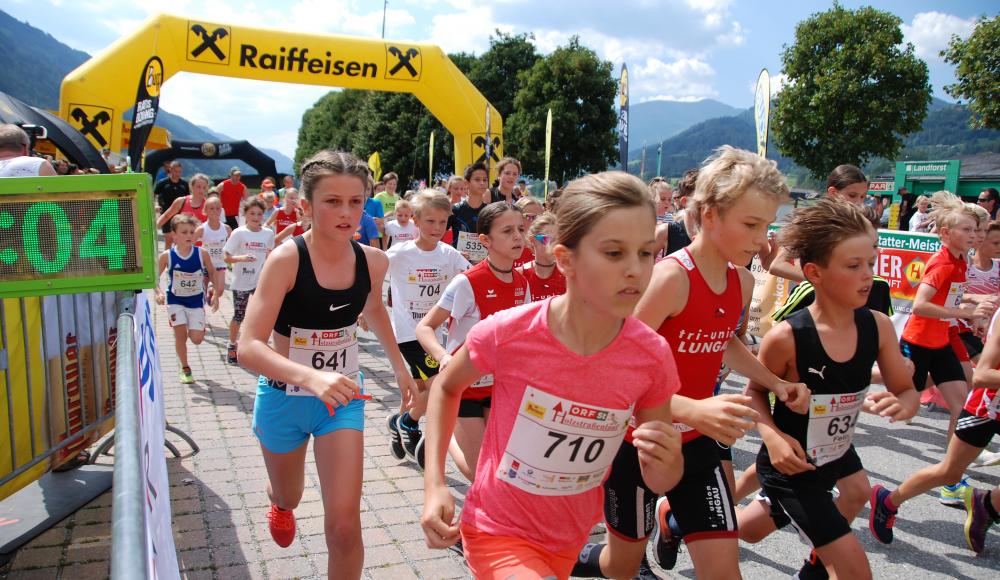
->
[544, 108, 553, 199]
[429, 131, 435, 186]
[368, 151, 382, 182]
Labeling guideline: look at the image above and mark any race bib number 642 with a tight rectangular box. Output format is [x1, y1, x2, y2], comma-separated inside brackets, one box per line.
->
[496, 386, 631, 496]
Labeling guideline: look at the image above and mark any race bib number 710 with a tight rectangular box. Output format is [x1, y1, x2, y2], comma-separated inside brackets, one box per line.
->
[496, 386, 631, 496]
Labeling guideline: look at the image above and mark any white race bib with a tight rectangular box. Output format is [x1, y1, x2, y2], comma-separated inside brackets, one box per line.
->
[806, 388, 867, 466]
[204, 242, 225, 267]
[171, 270, 202, 297]
[286, 325, 360, 397]
[457, 231, 487, 263]
[471, 373, 494, 388]
[944, 281, 967, 312]
[404, 268, 446, 321]
[496, 386, 631, 496]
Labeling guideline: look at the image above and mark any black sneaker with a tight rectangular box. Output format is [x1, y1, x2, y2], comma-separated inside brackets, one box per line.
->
[635, 555, 660, 579]
[226, 343, 238, 365]
[792, 550, 828, 579]
[652, 496, 681, 570]
[403, 426, 425, 469]
[386, 414, 406, 460]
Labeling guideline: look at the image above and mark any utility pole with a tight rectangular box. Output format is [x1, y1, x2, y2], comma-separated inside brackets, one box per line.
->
[381, 0, 387, 38]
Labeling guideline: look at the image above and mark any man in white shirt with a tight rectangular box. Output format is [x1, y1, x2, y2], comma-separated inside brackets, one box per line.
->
[0, 124, 56, 177]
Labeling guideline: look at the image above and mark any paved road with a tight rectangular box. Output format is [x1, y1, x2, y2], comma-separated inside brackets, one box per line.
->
[2, 281, 998, 579]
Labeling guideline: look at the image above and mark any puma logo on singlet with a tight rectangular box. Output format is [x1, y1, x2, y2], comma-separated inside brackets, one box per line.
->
[808, 365, 826, 380]
[329, 304, 350, 312]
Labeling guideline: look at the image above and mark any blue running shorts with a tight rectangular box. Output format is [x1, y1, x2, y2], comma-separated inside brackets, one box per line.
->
[252, 375, 365, 453]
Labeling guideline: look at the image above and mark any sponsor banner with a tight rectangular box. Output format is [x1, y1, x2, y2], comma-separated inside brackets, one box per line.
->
[127, 56, 163, 172]
[748, 230, 939, 338]
[618, 63, 629, 170]
[754, 69, 770, 158]
[134, 292, 179, 579]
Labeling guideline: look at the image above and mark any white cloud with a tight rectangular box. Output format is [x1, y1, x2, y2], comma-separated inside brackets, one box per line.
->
[902, 12, 977, 61]
[635, 57, 718, 102]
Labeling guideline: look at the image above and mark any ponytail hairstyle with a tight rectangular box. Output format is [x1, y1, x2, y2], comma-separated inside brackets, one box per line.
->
[555, 172, 654, 249]
[299, 150, 373, 202]
[827, 164, 867, 191]
[689, 146, 789, 229]
[477, 201, 522, 235]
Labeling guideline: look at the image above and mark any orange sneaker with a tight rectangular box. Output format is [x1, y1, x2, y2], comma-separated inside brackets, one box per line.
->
[266, 504, 296, 547]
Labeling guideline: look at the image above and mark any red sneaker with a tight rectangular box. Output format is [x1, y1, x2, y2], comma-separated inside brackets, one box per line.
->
[266, 504, 296, 547]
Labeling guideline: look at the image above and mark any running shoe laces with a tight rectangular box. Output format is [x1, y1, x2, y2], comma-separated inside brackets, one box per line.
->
[266, 504, 296, 548]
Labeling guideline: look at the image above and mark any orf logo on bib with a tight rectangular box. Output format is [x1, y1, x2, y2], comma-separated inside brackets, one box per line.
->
[496, 386, 630, 496]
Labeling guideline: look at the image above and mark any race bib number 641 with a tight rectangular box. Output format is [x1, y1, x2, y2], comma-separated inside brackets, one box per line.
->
[496, 386, 631, 496]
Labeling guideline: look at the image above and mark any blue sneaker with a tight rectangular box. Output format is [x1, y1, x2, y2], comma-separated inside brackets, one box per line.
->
[940, 478, 971, 508]
[868, 484, 897, 544]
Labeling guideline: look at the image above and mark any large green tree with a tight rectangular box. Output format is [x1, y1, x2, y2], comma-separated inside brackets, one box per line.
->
[942, 15, 1000, 130]
[469, 31, 540, 120]
[772, 4, 931, 179]
[294, 89, 367, 171]
[506, 37, 617, 183]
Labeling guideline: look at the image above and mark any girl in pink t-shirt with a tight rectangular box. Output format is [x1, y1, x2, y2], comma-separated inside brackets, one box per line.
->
[421, 172, 684, 580]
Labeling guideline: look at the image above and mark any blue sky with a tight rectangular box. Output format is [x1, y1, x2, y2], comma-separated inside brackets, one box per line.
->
[4, 0, 994, 157]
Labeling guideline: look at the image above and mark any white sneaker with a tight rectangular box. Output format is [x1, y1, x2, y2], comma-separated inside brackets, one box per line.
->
[973, 450, 1000, 467]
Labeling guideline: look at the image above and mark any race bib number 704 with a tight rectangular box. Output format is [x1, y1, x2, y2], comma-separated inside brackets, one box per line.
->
[496, 386, 631, 496]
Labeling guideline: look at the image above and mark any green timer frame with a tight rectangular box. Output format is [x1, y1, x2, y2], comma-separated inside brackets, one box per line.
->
[0, 173, 157, 298]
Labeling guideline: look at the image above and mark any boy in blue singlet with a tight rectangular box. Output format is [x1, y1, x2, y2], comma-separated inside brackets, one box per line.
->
[155, 213, 221, 384]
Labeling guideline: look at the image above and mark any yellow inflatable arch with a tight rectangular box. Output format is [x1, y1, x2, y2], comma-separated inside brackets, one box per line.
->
[59, 13, 502, 176]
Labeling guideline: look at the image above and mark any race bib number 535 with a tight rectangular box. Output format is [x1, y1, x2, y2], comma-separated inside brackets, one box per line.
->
[496, 386, 631, 496]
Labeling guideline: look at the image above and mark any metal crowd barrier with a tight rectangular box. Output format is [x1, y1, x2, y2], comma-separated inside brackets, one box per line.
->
[109, 294, 148, 579]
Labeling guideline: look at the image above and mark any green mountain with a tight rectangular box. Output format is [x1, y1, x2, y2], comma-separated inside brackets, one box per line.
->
[0, 9, 293, 177]
[627, 98, 741, 151]
[632, 97, 1000, 185]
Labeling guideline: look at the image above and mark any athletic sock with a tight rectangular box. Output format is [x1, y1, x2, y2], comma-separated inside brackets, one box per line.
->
[985, 491, 1000, 522]
[399, 412, 420, 431]
[882, 491, 899, 512]
[570, 542, 606, 578]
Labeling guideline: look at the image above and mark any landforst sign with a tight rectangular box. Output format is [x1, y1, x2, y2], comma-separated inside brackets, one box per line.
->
[60, 14, 502, 177]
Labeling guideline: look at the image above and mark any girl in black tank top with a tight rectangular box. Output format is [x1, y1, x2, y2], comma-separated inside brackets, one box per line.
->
[236, 151, 417, 579]
[735, 198, 917, 579]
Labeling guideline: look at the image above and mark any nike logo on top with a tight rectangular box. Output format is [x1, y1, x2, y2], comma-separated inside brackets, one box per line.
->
[807, 366, 826, 380]
[330, 304, 350, 312]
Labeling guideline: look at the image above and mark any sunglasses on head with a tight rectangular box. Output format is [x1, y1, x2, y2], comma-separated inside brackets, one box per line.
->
[978, 197, 992, 202]
[532, 233, 552, 245]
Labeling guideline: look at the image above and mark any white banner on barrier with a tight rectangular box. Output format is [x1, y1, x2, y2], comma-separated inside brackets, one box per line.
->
[134, 292, 180, 579]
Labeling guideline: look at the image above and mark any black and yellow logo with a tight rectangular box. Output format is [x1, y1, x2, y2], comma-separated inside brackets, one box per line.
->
[145, 58, 164, 97]
[471, 133, 502, 165]
[201, 142, 217, 157]
[385, 45, 421, 81]
[187, 22, 231, 64]
[68, 104, 113, 148]
[424, 354, 439, 369]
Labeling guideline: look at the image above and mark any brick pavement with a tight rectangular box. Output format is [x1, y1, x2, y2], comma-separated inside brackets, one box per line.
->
[0, 284, 472, 580]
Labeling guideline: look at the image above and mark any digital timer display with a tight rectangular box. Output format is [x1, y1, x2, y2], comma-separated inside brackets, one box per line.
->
[0, 174, 156, 297]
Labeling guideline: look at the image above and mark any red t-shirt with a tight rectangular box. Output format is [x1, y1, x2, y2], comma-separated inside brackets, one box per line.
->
[219, 180, 247, 217]
[655, 248, 742, 443]
[965, 309, 1000, 420]
[901, 248, 967, 349]
[272, 207, 303, 236]
[512, 246, 533, 270]
[521, 262, 567, 302]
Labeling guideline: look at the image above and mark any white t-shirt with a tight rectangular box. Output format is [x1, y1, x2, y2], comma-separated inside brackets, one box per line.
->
[386, 240, 470, 343]
[200, 221, 229, 269]
[436, 275, 532, 353]
[0, 156, 45, 177]
[909, 211, 931, 232]
[385, 220, 419, 245]
[223, 226, 275, 291]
